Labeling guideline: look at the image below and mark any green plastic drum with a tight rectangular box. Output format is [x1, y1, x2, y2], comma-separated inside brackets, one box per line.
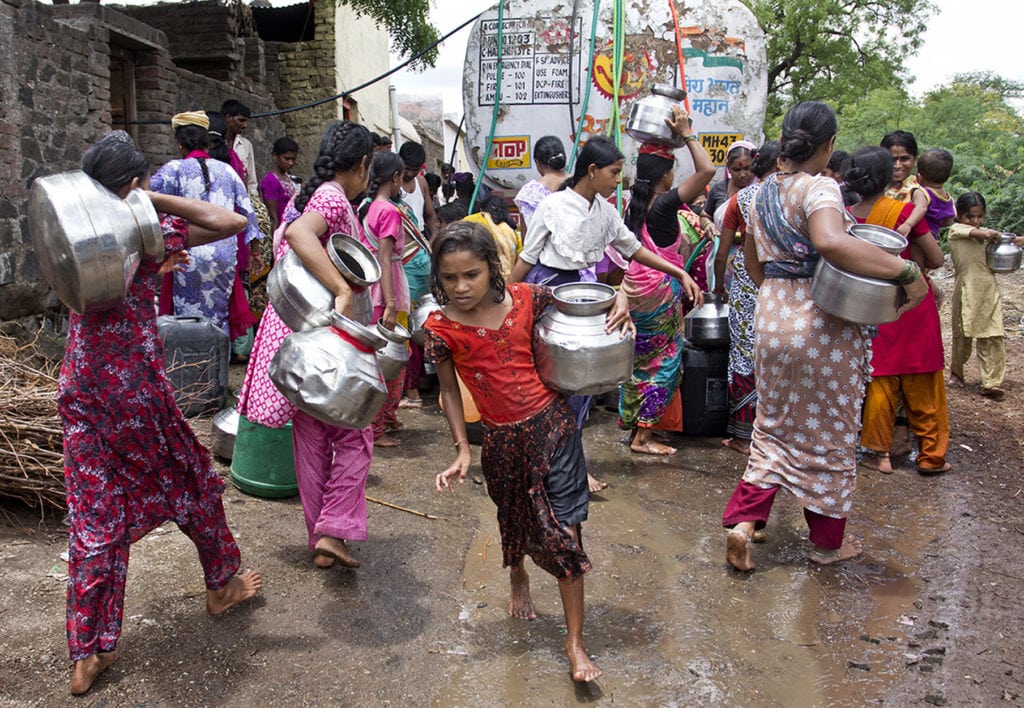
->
[230, 413, 298, 498]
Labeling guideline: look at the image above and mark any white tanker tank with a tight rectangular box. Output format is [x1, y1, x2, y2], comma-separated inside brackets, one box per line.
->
[461, 0, 768, 194]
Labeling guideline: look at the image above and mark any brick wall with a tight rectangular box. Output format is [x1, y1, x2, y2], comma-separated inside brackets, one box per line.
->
[0, 0, 285, 320]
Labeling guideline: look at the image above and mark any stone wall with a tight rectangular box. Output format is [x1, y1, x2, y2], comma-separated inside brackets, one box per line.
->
[264, 0, 340, 181]
[0, 0, 285, 320]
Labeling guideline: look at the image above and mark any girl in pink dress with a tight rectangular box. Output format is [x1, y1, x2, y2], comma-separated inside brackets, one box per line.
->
[238, 121, 376, 570]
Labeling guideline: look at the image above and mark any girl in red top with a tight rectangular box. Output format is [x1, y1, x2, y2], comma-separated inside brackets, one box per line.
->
[425, 221, 632, 683]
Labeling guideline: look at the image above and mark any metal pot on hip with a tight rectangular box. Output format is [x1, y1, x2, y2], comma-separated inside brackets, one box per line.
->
[533, 282, 635, 395]
[268, 232, 380, 330]
[268, 312, 389, 428]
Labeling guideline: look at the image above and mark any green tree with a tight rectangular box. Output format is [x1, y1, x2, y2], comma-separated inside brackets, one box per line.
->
[344, 0, 440, 67]
[739, 0, 935, 124]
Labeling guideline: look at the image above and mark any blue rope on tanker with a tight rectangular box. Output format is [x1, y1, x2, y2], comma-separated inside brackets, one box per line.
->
[568, 0, 602, 173]
[469, 0, 505, 214]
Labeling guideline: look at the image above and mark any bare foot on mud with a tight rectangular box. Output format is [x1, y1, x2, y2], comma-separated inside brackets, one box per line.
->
[314, 536, 360, 568]
[508, 565, 537, 620]
[70, 650, 118, 695]
[860, 452, 893, 474]
[566, 639, 603, 682]
[374, 434, 401, 448]
[207, 570, 263, 615]
[721, 438, 750, 455]
[726, 527, 755, 571]
[630, 440, 677, 455]
[313, 554, 335, 569]
[587, 472, 608, 493]
[918, 462, 952, 476]
[810, 538, 863, 566]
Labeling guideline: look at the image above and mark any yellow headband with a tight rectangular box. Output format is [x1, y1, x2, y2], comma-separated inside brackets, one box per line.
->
[171, 111, 210, 130]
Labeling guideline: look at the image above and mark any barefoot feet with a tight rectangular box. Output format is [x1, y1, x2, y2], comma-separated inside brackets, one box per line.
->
[721, 437, 750, 455]
[810, 538, 863, 566]
[566, 639, 603, 682]
[587, 472, 609, 493]
[860, 451, 893, 474]
[70, 650, 118, 695]
[313, 554, 336, 569]
[314, 536, 361, 568]
[726, 527, 755, 571]
[374, 434, 401, 448]
[508, 565, 537, 620]
[207, 569, 263, 615]
[630, 440, 677, 455]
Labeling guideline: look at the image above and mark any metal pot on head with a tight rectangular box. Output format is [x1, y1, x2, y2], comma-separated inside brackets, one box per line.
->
[625, 84, 688, 148]
[533, 282, 635, 395]
[268, 232, 380, 331]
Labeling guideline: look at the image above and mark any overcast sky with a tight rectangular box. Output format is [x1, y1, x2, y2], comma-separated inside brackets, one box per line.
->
[390, 0, 1023, 116]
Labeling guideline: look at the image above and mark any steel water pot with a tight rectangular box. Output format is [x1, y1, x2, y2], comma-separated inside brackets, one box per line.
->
[268, 312, 388, 428]
[268, 232, 380, 330]
[625, 84, 688, 148]
[27, 170, 163, 313]
[409, 293, 442, 345]
[375, 320, 412, 381]
[533, 282, 635, 395]
[986, 233, 1022, 273]
[683, 292, 730, 348]
[210, 406, 240, 460]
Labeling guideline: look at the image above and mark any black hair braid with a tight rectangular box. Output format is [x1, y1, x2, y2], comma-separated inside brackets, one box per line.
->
[625, 178, 655, 235]
[358, 172, 387, 221]
[193, 157, 211, 195]
[295, 121, 353, 213]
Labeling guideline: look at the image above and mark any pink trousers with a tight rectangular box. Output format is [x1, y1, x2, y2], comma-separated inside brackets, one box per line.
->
[722, 480, 846, 550]
[291, 410, 373, 550]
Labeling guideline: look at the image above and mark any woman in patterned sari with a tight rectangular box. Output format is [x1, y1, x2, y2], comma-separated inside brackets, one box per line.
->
[713, 140, 780, 455]
[721, 102, 929, 572]
[619, 106, 716, 455]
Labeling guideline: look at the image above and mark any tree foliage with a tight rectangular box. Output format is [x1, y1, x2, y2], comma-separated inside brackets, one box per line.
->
[739, 0, 935, 124]
[834, 73, 1024, 234]
[342, 0, 440, 67]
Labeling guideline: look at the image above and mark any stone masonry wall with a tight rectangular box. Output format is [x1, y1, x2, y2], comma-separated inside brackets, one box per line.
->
[0, 0, 285, 320]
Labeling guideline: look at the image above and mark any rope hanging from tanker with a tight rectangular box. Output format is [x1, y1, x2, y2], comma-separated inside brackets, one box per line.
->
[667, 0, 691, 112]
[607, 0, 626, 210]
[567, 0, 602, 172]
[114, 11, 485, 126]
[468, 0, 505, 213]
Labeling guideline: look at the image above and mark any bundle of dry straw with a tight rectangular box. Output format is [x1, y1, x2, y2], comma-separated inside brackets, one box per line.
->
[0, 332, 65, 512]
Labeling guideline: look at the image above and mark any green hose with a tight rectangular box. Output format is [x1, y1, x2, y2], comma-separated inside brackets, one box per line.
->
[469, 0, 505, 213]
[568, 0, 602, 172]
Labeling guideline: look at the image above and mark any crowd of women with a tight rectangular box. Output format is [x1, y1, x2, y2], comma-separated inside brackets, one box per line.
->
[56, 95, 1021, 694]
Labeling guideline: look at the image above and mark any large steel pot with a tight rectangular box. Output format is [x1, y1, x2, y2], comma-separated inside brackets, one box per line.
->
[27, 170, 163, 313]
[625, 84, 688, 148]
[810, 225, 909, 325]
[986, 232, 1022, 273]
[409, 293, 442, 345]
[683, 292, 730, 348]
[268, 312, 389, 428]
[375, 320, 411, 381]
[210, 406, 240, 460]
[268, 232, 380, 330]
[534, 282, 635, 395]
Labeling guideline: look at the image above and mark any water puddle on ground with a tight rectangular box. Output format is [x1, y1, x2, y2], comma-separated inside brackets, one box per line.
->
[431, 422, 951, 705]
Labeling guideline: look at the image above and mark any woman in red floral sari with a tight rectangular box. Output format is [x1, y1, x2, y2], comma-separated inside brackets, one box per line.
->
[59, 132, 262, 695]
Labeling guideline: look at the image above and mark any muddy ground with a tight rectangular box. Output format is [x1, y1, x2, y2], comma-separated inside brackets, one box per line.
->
[1, 266, 1022, 706]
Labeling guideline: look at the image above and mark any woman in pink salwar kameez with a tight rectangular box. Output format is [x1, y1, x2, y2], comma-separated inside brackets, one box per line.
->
[238, 120, 376, 570]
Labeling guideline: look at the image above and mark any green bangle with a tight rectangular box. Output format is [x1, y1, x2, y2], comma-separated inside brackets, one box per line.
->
[897, 260, 921, 285]
[683, 135, 699, 144]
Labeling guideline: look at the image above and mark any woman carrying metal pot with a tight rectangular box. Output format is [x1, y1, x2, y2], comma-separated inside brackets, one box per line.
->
[720, 102, 929, 572]
[60, 131, 261, 696]
[237, 120, 376, 570]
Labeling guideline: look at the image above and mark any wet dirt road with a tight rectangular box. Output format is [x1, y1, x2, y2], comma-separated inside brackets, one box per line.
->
[0, 397, 980, 706]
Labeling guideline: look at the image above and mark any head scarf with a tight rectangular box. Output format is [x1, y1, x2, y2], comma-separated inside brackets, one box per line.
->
[725, 139, 757, 160]
[171, 111, 210, 130]
[639, 142, 676, 161]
